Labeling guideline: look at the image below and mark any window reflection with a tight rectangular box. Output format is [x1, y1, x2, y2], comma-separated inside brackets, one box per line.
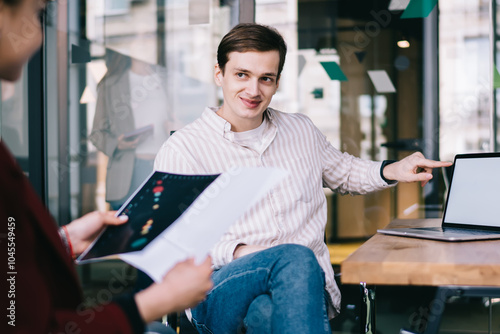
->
[439, 2, 492, 160]
[83, 0, 226, 210]
[89, 49, 179, 210]
[0, 78, 29, 161]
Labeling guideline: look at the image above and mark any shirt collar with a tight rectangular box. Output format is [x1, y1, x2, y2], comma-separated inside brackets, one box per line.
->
[201, 106, 232, 136]
[201, 106, 278, 142]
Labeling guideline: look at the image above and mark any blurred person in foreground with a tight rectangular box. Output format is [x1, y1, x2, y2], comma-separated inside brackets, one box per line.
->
[0, 0, 212, 333]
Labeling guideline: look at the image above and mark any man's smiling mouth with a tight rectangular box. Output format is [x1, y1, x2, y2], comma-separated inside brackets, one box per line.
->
[241, 98, 261, 108]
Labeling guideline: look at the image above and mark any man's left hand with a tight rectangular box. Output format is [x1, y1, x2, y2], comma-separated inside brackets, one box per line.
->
[382, 152, 453, 187]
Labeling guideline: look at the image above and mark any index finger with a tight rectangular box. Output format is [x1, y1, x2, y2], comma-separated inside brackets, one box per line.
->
[417, 159, 453, 169]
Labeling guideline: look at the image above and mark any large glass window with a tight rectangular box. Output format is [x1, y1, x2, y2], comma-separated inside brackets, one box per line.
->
[439, 1, 492, 160]
[0, 76, 29, 166]
[34, 0, 242, 302]
[2, 1, 495, 241]
[1, 1, 499, 328]
[256, 0, 431, 239]
[38, 0, 238, 226]
[0, 1, 497, 245]
[83, 0, 223, 214]
[254, 0, 499, 241]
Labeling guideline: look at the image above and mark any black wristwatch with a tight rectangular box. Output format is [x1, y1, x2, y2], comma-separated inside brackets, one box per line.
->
[380, 160, 398, 184]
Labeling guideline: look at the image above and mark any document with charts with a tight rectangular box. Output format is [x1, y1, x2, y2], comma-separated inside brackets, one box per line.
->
[76, 167, 287, 282]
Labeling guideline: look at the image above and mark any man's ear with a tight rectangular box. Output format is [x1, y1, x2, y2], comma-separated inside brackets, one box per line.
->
[214, 64, 223, 87]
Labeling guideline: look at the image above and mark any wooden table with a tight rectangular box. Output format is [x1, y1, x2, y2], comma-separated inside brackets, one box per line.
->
[340, 218, 500, 334]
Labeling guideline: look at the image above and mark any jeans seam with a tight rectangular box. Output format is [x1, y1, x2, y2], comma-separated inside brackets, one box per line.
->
[209, 267, 271, 296]
[192, 268, 271, 334]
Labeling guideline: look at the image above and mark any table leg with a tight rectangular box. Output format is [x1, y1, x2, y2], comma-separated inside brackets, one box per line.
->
[360, 282, 376, 334]
[488, 297, 492, 334]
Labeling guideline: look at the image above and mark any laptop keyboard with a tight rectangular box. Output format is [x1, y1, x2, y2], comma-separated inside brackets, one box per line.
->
[442, 227, 500, 235]
[418, 227, 500, 235]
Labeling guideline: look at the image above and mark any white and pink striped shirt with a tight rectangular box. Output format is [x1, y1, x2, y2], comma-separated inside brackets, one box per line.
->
[154, 107, 394, 316]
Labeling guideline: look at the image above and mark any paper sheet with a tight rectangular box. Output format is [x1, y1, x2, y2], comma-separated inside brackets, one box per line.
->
[120, 167, 288, 282]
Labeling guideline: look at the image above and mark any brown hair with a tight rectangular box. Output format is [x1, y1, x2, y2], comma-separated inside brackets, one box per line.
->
[2, 0, 48, 8]
[217, 23, 287, 79]
[2, 0, 22, 5]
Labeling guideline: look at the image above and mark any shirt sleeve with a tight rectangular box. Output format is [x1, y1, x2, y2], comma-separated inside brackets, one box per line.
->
[209, 239, 242, 270]
[314, 125, 395, 194]
[154, 140, 196, 173]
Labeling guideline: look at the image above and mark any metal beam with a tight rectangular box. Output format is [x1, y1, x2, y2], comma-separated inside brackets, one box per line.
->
[422, 7, 440, 217]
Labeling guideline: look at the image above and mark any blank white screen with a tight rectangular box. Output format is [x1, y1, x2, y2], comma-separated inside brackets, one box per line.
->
[443, 157, 500, 227]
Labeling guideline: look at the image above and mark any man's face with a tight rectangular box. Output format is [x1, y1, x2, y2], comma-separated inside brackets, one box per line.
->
[0, 0, 45, 81]
[214, 50, 280, 132]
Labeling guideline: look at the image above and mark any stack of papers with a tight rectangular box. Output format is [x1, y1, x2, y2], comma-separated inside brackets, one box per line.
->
[77, 167, 287, 282]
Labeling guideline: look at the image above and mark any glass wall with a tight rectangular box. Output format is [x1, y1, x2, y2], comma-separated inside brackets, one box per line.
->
[495, 0, 500, 150]
[33, 0, 238, 226]
[1, 0, 498, 244]
[256, 0, 429, 239]
[0, 0, 499, 317]
[439, 0, 492, 160]
[0, 75, 29, 169]
[253, 0, 499, 240]
[82, 0, 224, 216]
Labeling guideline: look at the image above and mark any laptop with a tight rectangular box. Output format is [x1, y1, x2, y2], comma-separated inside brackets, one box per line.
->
[377, 152, 500, 241]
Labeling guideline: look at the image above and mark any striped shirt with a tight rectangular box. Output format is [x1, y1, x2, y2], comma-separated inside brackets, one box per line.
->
[154, 107, 394, 316]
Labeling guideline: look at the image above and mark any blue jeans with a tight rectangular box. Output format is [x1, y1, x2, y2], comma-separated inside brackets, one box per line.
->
[191, 244, 331, 334]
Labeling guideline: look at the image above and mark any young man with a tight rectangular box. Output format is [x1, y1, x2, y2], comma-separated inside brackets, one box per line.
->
[154, 23, 451, 333]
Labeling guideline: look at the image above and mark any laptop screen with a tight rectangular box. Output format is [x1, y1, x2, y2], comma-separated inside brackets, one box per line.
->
[443, 153, 500, 228]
